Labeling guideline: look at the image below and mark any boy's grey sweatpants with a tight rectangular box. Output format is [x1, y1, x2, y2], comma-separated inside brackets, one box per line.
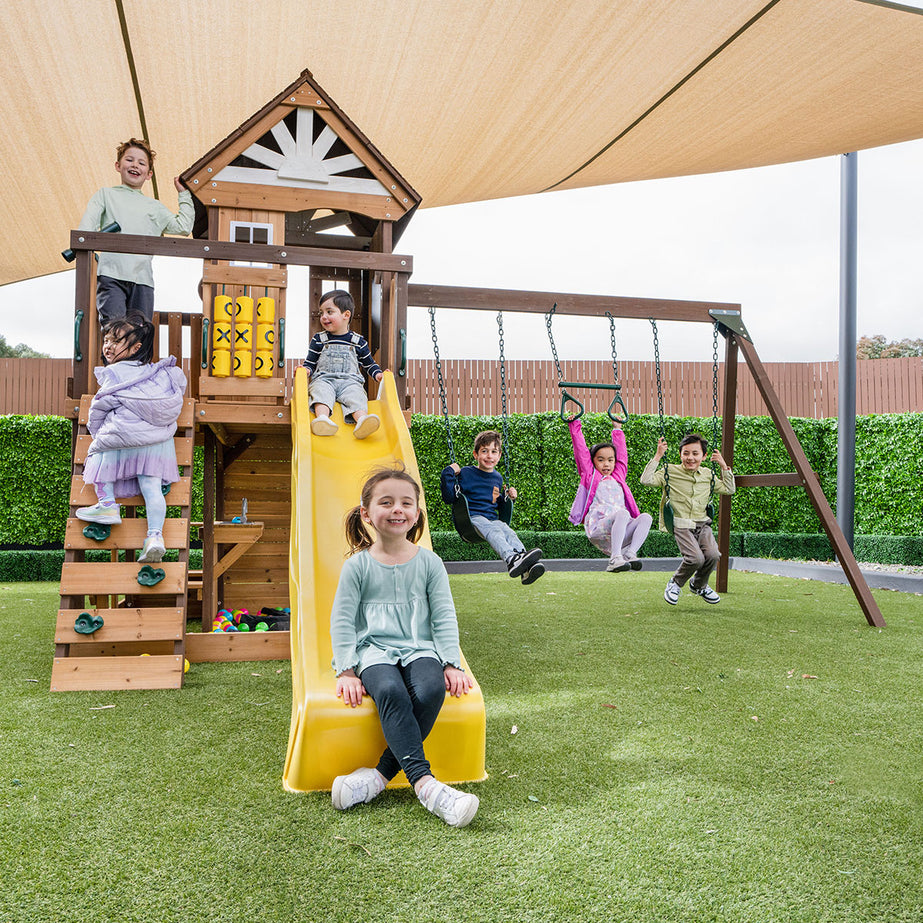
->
[470, 515, 525, 563]
[672, 522, 720, 588]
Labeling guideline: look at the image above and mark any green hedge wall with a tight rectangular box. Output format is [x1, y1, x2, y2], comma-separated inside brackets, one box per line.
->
[0, 415, 72, 545]
[0, 415, 204, 546]
[411, 411, 923, 536]
[2, 411, 921, 547]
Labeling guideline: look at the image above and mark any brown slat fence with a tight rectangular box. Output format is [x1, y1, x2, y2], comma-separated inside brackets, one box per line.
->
[2, 356, 921, 419]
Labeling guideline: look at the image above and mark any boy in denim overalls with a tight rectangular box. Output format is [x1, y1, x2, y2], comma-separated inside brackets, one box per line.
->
[304, 290, 383, 439]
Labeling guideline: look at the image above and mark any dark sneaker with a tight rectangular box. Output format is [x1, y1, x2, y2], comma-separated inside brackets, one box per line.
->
[691, 583, 720, 604]
[664, 580, 681, 605]
[521, 562, 545, 585]
[606, 555, 630, 573]
[508, 548, 541, 578]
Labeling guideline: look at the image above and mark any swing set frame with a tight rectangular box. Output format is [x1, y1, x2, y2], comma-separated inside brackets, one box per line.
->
[411, 282, 885, 629]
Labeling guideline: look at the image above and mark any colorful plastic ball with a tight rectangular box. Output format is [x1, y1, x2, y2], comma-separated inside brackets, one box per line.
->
[184, 658, 190, 673]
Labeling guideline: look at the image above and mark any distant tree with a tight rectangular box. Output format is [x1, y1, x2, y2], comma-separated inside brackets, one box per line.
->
[856, 334, 923, 359]
[0, 333, 50, 358]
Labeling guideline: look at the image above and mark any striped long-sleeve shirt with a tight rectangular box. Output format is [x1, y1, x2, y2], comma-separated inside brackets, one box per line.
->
[303, 331, 382, 380]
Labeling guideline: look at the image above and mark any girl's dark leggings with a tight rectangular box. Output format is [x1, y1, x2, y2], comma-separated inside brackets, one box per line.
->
[360, 657, 446, 787]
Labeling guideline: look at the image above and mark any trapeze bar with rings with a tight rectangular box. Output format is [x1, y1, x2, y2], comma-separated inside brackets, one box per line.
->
[556, 381, 628, 424]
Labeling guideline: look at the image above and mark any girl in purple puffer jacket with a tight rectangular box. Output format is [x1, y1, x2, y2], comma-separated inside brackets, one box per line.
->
[76, 313, 186, 563]
[568, 418, 653, 573]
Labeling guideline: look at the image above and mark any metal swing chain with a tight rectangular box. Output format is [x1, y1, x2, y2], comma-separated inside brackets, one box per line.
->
[496, 312, 511, 482]
[709, 320, 721, 493]
[606, 311, 620, 388]
[545, 302, 564, 382]
[428, 306, 455, 463]
[649, 318, 670, 498]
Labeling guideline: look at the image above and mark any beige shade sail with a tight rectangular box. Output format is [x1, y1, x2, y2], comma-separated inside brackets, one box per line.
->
[1, 0, 922, 285]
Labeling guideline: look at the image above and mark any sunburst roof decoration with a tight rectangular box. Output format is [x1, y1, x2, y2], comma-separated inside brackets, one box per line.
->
[182, 70, 420, 239]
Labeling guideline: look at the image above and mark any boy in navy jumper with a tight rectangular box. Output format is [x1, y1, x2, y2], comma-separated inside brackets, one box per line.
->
[440, 430, 544, 584]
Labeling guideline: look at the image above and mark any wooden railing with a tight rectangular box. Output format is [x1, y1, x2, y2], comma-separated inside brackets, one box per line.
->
[2, 356, 921, 419]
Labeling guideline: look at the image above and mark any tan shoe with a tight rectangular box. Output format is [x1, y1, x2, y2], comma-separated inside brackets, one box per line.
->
[311, 416, 338, 436]
[353, 414, 380, 439]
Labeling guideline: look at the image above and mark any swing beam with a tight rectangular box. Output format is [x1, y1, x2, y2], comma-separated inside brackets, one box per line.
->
[412, 283, 885, 629]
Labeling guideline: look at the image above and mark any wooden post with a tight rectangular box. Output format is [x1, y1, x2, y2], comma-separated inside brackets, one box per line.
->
[202, 427, 217, 625]
[735, 336, 885, 627]
[72, 250, 94, 402]
[394, 271, 409, 409]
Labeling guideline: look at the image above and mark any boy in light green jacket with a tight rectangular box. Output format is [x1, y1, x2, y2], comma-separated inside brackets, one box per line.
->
[641, 433, 735, 606]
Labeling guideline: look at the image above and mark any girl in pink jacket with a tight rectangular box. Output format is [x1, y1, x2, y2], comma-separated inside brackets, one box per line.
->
[76, 314, 186, 563]
[568, 419, 652, 572]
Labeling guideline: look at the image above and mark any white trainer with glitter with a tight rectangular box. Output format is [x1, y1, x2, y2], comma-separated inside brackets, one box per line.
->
[75, 502, 122, 525]
[138, 533, 166, 564]
[418, 779, 479, 828]
[331, 767, 386, 810]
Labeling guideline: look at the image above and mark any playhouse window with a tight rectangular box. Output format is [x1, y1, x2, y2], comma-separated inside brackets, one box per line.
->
[230, 221, 273, 268]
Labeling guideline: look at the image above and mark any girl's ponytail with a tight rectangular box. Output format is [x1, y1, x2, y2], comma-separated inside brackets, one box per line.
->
[345, 505, 374, 555]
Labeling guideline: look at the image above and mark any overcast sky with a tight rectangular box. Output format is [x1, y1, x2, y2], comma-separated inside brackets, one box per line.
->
[2, 138, 920, 364]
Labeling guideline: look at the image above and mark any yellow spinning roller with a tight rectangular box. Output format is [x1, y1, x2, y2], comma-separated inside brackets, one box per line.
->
[283, 369, 487, 792]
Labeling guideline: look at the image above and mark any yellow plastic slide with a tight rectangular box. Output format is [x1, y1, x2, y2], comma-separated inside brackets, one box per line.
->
[283, 368, 487, 792]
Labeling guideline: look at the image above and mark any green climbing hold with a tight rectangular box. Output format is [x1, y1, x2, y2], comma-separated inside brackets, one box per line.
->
[74, 612, 104, 634]
[137, 565, 166, 586]
[82, 523, 111, 541]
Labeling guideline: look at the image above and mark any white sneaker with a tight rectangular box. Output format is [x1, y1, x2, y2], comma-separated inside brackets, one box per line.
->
[76, 502, 121, 525]
[138, 532, 166, 563]
[418, 779, 479, 828]
[353, 414, 380, 440]
[664, 580, 681, 605]
[331, 767, 386, 810]
[311, 416, 338, 437]
[624, 552, 643, 571]
[691, 583, 721, 604]
[606, 555, 630, 573]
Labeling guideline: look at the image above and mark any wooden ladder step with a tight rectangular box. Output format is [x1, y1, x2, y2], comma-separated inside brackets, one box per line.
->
[64, 518, 190, 551]
[65, 518, 190, 552]
[56, 607, 184, 645]
[60, 562, 187, 596]
[50, 654, 184, 691]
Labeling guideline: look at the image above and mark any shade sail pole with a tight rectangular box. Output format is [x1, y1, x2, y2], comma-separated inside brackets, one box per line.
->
[837, 152, 858, 549]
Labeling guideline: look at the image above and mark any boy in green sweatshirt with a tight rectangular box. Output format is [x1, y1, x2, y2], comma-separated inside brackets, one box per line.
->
[641, 433, 735, 605]
[79, 137, 194, 325]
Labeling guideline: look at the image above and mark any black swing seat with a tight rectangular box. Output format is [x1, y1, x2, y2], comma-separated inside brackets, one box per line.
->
[452, 486, 514, 544]
[661, 499, 715, 535]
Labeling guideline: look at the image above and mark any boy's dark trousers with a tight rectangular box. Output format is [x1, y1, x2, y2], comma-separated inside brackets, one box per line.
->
[672, 522, 720, 588]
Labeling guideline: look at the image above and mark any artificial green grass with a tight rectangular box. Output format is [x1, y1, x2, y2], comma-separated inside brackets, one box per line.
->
[2, 574, 923, 922]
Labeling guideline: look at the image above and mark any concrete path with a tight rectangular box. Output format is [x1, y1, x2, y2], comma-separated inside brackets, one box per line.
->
[445, 557, 923, 594]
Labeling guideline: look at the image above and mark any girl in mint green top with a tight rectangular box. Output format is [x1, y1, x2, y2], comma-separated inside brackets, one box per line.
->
[328, 467, 480, 828]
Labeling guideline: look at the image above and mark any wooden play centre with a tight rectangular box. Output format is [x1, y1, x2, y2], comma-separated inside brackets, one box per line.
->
[51, 70, 884, 790]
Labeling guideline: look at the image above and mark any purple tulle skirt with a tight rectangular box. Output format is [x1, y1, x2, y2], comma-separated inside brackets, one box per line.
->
[83, 438, 179, 499]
